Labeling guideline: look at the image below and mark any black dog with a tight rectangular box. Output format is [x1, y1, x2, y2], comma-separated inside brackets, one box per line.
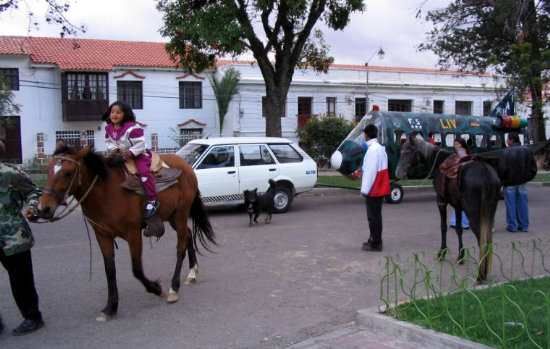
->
[244, 179, 277, 226]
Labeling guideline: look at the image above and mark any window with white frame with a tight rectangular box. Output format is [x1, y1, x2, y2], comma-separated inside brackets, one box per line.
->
[433, 100, 444, 114]
[66, 73, 107, 101]
[55, 130, 95, 149]
[0, 68, 19, 90]
[326, 97, 336, 117]
[455, 101, 472, 116]
[355, 98, 366, 122]
[117, 81, 143, 109]
[388, 99, 412, 112]
[179, 128, 203, 146]
[179, 82, 202, 109]
[483, 100, 492, 116]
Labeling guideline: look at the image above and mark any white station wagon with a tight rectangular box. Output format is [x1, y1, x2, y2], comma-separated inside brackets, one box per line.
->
[176, 137, 318, 212]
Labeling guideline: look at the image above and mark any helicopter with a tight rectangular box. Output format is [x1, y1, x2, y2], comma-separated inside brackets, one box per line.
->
[329, 89, 541, 204]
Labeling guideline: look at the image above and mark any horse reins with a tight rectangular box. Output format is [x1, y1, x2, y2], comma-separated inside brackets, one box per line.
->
[38, 155, 99, 222]
[423, 148, 445, 180]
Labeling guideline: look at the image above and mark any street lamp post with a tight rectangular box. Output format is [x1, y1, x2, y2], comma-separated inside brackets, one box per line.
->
[365, 47, 385, 113]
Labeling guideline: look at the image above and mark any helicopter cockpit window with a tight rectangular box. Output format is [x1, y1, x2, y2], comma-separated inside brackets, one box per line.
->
[494, 134, 503, 148]
[428, 132, 441, 145]
[394, 130, 405, 145]
[445, 133, 455, 147]
[475, 134, 488, 148]
[489, 134, 504, 148]
[411, 131, 424, 140]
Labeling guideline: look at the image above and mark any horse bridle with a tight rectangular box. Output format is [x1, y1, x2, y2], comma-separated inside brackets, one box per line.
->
[403, 141, 443, 180]
[42, 155, 82, 203]
[40, 155, 98, 222]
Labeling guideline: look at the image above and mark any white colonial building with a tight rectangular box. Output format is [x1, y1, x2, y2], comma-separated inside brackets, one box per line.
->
[0, 36, 543, 165]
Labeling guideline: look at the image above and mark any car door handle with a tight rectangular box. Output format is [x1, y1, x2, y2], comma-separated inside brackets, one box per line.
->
[227, 170, 236, 174]
[269, 168, 276, 171]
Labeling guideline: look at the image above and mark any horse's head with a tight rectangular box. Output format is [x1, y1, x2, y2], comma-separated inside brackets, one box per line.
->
[395, 134, 419, 179]
[38, 148, 91, 219]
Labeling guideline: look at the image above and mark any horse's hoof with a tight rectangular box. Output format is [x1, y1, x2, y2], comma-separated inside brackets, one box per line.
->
[185, 277, 196, 285]
[166, 288, 179, 303]
[96, 313, 111, 323]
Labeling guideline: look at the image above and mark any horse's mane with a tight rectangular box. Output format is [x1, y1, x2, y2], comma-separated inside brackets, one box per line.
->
[53, 145, 74, 156]
[413, 137, 456, 170]
[413, 137, 436, 159]
[83, 150, 109, 180]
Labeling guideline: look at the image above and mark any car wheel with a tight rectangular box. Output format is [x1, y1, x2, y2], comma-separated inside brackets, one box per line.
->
[385, 184, 404, 204]
[273, 186, 292, 213]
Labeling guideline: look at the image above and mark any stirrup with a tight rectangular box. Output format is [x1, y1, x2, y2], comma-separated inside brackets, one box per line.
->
[144, 200, 160, 219]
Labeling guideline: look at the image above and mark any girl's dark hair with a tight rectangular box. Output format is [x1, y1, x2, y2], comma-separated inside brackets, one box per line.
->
[455, 137, 472, 154]
[102, 101, 136, 124]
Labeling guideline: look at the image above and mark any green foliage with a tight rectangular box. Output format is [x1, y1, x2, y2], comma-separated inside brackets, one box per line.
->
[0, 76, 21, 120]
[157, 0, 365, 136]
[297, 117, 353, 167]
[208, 68, 240, 135]
[419, 0, 549, 142]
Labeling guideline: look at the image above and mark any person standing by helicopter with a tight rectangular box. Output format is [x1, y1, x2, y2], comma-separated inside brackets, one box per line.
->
[360, 124, 390, 252]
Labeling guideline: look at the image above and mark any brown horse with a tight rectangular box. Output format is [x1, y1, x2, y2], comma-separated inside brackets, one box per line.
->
[37, 146, 216, 321]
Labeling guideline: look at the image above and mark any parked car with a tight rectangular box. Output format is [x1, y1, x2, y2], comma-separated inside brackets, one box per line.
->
[176, 137, 318, 212]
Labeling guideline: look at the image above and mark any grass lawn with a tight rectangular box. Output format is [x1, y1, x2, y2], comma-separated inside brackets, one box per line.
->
[394, 277, 550, 349]
[317, 173, 550, 188]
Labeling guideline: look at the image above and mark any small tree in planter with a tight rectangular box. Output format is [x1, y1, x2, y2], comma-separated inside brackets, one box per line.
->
[209, 68, 240, 135]
[297, 116, 353, 168]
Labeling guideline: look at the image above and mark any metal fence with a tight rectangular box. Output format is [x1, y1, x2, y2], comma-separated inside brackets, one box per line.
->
[379, 239, 550, 348]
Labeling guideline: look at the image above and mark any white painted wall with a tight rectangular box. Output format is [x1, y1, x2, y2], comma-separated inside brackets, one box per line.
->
[4, 54, 544, 165]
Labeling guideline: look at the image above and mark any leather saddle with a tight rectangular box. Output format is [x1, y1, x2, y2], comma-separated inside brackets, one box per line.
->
[439, 155, 478, 196]
[120, 152, 181, 192]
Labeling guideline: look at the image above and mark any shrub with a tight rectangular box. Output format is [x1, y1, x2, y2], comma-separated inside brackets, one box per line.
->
[297, 117, 354, 168]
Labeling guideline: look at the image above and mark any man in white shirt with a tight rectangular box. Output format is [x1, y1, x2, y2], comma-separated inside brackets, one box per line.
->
[360, 125, 390, 251]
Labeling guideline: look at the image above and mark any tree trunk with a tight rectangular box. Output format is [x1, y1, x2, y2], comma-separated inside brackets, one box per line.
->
[258, 61, 293, 137]
[264, 88, 286, 137]
[524, 0, 547, 143]
[529, 101, 546, 142]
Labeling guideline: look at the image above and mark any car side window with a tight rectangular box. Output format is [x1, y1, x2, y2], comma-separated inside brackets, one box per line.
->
[197, 146, 235, 169]
[268, 144, 303, 163]
[239, 145, 275, 166]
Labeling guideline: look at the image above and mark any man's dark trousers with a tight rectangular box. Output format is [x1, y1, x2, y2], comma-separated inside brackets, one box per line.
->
[0, 250, 42, 320]
[365, 196, 383, 246]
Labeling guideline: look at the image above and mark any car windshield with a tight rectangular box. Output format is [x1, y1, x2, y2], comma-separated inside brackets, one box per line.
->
[176, 143, 209, 166]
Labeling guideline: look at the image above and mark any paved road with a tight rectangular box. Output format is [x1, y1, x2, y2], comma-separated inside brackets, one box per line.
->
[1, 186, 549, 348]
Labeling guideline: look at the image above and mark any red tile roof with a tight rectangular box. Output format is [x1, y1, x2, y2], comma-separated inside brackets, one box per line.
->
[0, 36, 178, 71]
[0, 36, 490, 76]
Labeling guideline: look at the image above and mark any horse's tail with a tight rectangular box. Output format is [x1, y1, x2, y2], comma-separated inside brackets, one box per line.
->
[477, 164, 500, 281]
[190, 190, 217, 254]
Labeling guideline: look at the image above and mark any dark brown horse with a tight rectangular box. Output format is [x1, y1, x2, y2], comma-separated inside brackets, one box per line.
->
[395, 135, 500, 281]
[37, 147, 216, 321]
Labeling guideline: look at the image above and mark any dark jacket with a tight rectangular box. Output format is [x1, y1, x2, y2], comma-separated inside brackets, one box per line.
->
[0, 163, 41, 256]
[498, 144, 537, 186]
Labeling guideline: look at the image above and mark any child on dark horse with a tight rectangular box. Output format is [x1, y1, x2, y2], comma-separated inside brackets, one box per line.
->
[441, 138, 471, 228]
[103, 101, 159, 219]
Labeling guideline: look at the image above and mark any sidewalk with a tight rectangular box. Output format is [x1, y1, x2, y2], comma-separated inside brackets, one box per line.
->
[288, 308, 492, 349]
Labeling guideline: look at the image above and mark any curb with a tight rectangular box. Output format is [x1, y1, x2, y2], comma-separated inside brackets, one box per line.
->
[356, 307, 493, 349]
